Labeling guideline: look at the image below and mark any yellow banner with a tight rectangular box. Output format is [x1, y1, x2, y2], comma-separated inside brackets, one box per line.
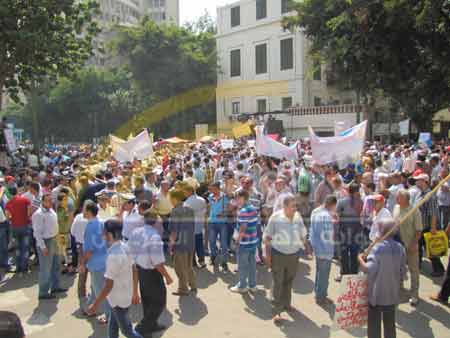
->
[233, 123, 253, 138]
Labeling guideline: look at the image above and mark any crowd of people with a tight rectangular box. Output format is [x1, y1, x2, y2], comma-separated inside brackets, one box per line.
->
[0, 136, 450, 338]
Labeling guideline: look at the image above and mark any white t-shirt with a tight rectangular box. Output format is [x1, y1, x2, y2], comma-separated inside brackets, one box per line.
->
[184, 194, 207, 234]
[104, 241, 134, 308]
[71, 213, 89, 244]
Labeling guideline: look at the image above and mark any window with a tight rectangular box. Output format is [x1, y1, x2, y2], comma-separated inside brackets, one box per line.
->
[231, 6, 240, 27]
[314, 97, 322, 106]
[282, 97, 293, 110]
[230, 49, 241, 77]
[313, 61, 322, 81]
[281, 0, 290, 14]
[257, 99, 267, 113]
[256, 0, 267, 20]
[255, 44, 267, 74]
[280, 38, 294, 70]
[232, 102, 240, 115]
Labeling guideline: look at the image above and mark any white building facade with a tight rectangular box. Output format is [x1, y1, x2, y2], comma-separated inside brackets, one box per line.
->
[216, 0, 357, 137]
[141, 0, 180, 26]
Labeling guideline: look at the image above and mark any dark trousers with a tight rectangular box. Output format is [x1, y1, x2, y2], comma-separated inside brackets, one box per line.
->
[194, 233, 205, 264]
[368, 304, 396, 338]
[137, 266, 166, 332]
[70, 235, 78, 268]
[438, 256, 450, 301]
[419, 229, 445, 273]
[340, 244, 359, 275]
[439, 205, 450, 229]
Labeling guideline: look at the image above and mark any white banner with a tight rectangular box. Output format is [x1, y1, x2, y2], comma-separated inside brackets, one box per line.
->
[255, 126, 298, 161]
[4, 129, 16, 152]
[110, 130, 153, 162]
[309, 121, 367, 166]
[247, 140, 256, 148]
[399, 119, 410, 136]
[332, 274, 369, 331]
[220, 139, 234, 150]
[334, 121, 352, 136]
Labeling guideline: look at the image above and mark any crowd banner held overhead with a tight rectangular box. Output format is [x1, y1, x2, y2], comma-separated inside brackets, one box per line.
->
[332, 274, 369, 331]
[418, 132, 432, 147]
[399, 119, 410, 136]
[110, 130, 153, 162]
[4, 129, 17, 152]
[255, 126, 299, 161]
[309, 121, 367, 167]
[232, 122, 253, 138]
[220, 139, 234, 150]
[334, 121, 352, 136]
[247, 140, 256, 148]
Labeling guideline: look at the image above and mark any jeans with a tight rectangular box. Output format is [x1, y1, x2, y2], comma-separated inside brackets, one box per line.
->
[0, 222, 9, 268]
[237, 248, 256, 289]
[37, 238, 61, 297]
[314, 258, 332, 300]
[88, 270, 110, 316]
[368, 304, 396, 338]
[194, 233, 205, 264]
[108, 306, 143, 338]
[12, 227, 31, 272]
[208, 223, 228, 263]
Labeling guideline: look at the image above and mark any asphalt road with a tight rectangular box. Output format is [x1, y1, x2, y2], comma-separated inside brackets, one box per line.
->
[1, 255, 449, 338]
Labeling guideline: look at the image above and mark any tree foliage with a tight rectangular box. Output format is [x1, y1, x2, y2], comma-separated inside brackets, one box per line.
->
[285, 0, 450, 127]
[0, 0, 100, 106]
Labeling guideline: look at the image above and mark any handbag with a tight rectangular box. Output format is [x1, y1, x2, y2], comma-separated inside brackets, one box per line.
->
[424, 230, 449, 258]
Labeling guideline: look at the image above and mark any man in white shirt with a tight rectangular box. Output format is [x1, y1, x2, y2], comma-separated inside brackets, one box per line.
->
[370, 194, 392, 242]
[32, 193, 67, 300]
[87, 219, 142, 338]
[71, 207, 89, 298]
[183, 185, 207, 268]
[387, 173, 404, 212]
[263, 195, 310, 323]
[122, 199, 148, 241]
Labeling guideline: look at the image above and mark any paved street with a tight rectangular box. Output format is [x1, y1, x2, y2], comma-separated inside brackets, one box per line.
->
[1, 256, 449, 338]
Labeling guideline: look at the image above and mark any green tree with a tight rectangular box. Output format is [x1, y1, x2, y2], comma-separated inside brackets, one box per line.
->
[0, 0, 100, 108]
[111, 15, 218, 138]
[285, 0, 450, 129]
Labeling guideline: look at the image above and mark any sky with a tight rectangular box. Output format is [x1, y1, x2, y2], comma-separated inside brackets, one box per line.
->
[180, 0, 235, 24]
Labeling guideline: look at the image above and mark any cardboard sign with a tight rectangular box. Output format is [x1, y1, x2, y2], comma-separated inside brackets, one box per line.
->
[220, 139, 234, 150]
[332, 274, 369, 331]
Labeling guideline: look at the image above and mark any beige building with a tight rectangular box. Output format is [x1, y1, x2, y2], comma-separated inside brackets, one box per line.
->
[141, 0, 180, 26]
[216, 0, 356, 137]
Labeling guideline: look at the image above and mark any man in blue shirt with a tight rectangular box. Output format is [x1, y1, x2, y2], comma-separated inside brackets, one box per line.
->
[310, 195, 337, 304]
[207, 182, 230, 272]
[79, 200, 109, 324]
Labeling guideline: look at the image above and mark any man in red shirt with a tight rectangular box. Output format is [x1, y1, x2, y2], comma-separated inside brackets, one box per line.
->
[5, 187, 32, 275]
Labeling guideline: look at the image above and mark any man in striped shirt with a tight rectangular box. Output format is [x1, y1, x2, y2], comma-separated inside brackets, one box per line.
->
[230, 190, 258, 294]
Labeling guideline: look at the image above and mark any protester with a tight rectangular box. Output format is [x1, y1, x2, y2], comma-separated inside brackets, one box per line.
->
[86, 219, 142, 338]
[230, 190, 258, 294]
[169, 189, 197, 296]
[0, 311, 25, 338]
[263, 195, 310, 323]
[358, 218, 407, 338]
[310, 195, 337, 304]
[393, 189, 423, 306]
[129, 210, 173, 336]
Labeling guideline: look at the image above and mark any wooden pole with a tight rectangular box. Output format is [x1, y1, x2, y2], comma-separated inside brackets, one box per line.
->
[364, 173, 450, 256]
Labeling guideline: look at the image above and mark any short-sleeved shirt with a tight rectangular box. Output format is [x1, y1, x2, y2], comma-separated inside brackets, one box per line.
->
[129, 225, 165, 269]
[168, 205, 195, 253]
[263, 210, 307, 255]
[184, 194, 207, 234]
[83, 217, 107, 272]
[71, 213, 88, 244]
[393, 205, 423, 247]
[208, 193, 229, 224]
[104, 241, 134, 308]
[6, 195, 31, 228]
[415, 189, 439, 229]
[237, 204, 259, 250]
[122, 209, 144, 239]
